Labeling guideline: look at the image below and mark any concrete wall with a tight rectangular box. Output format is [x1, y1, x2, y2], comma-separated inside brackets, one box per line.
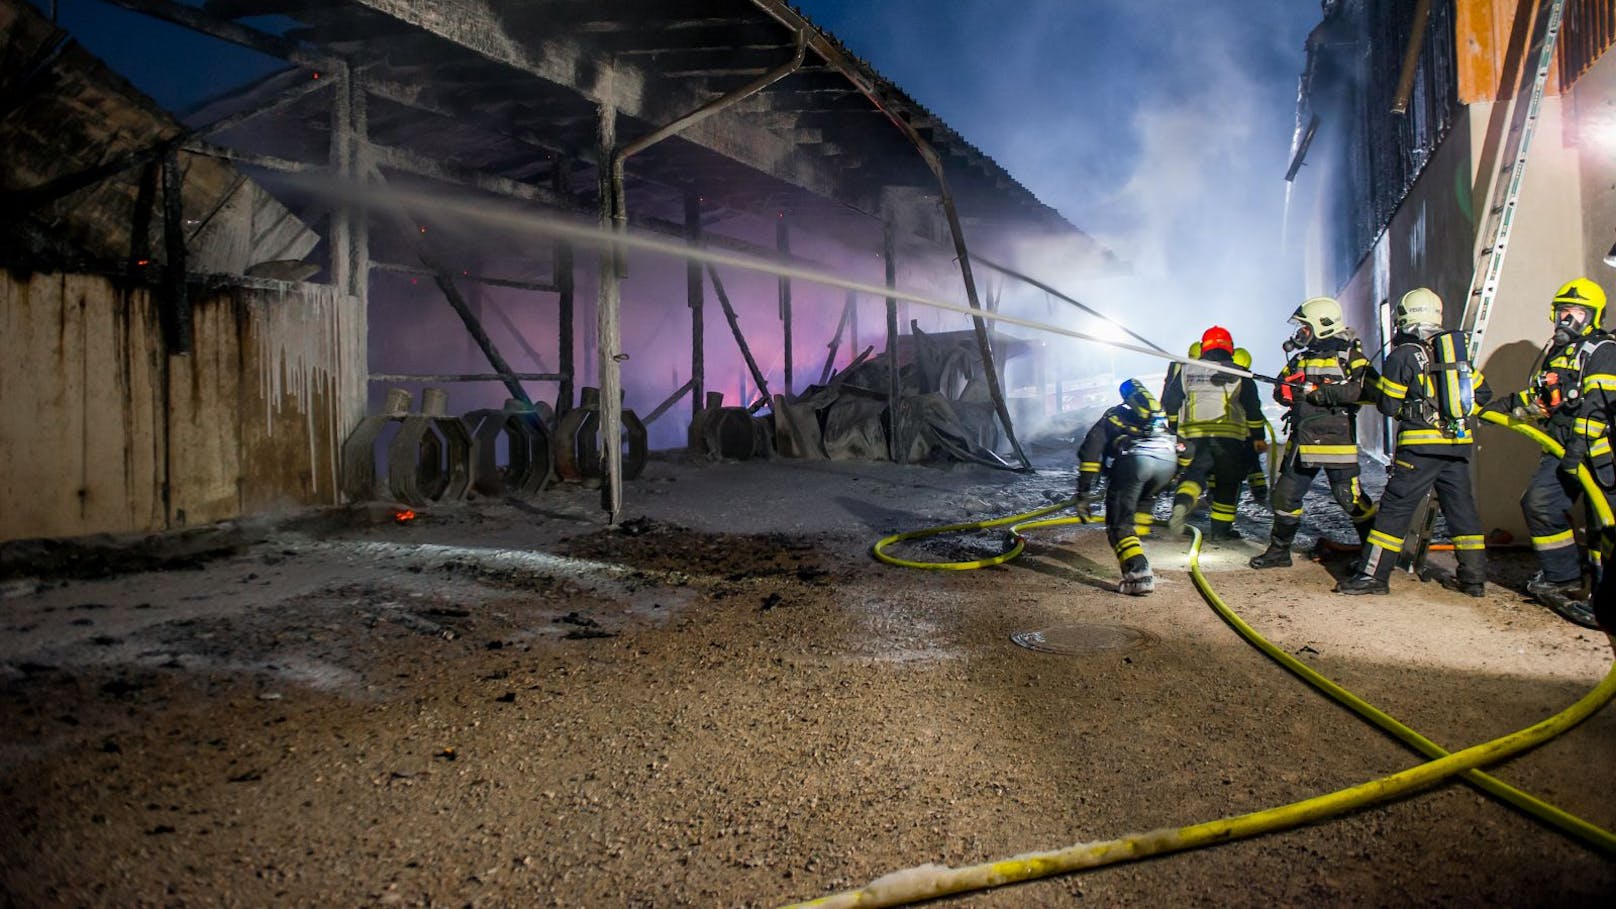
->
[0, 273, 366, 542]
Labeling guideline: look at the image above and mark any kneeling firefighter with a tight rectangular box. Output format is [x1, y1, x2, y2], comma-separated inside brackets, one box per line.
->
[1485, 278, 1616, 616]
[1337, 288, 1492, 596]
[1162, 326, 1267, 540]
[1251, 296, 1378, 568]
[1077, 379, 1178, 595]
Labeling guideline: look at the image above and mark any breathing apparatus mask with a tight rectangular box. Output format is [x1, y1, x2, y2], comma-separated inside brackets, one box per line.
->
[1283, 319, 1311, 354]
[1552, 304, 1594, 346]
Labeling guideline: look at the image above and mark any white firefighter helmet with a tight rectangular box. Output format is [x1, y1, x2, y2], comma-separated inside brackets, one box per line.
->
[1291, 296, 1346, 341]
[1395, 288, 1443, 332]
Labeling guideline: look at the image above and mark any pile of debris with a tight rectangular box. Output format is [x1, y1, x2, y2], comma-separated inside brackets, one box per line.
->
[695, 326, 1026, 467]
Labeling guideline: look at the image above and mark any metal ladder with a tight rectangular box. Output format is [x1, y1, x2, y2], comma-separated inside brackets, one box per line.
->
[1458, 0, 1566, 357]
[1405, 0, 1566, 577]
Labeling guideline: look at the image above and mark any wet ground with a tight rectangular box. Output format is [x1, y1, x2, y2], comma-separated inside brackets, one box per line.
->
[2, 446, 1613, 906]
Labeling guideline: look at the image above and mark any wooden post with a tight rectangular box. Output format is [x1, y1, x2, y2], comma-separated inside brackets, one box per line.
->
[349, 74, 369, 307]
[818, 294, 853, 384]
[848, 290, 859, 363]
[884, 219, 901, 462]
[553, 160, 576, 415]
[329, 62, 351, 299]
[159, 146, 191, 353]
[686, 190, 705, 425]
[596, 100, 624, 522]
[777, 215, 793, 398]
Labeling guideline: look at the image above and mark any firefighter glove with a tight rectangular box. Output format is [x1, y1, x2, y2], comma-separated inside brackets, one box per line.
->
[1558, 446, 1585, 478]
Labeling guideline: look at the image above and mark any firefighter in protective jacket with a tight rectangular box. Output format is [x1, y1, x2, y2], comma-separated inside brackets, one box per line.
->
[1162, 326, 1266, 540]
[1486, 277, 1616, 622]
[1251, 296, 1378, 568]
[1337, 288, 1492, 596]
[1077, 379, 1178, 595]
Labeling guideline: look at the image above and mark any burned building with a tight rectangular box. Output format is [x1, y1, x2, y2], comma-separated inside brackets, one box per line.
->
[0, 0, 1112, 543]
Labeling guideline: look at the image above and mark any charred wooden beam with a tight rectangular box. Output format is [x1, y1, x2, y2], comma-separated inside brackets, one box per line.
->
[368, 372, 562, 383]
[181, 139, 315, 173]
[370, 260, 558, 293]
[685, 189, 705, 427]
[596, 99, 625, 521]
[818, 293, 853, 385]
[883, 219, 900, 462]
[777, 216, 793, 397]
[553, 161, 577, 415]
[643, 378, 697, 426]
[369, 141, 565, 208]
[705, 264, 773, 407]
[100, 0, 340, 70]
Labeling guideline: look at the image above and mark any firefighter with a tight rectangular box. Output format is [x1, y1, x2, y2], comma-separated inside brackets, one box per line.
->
[1162, 341, 1200, 483]
[1337, 288, 1491, 596]
[1250, 296, 1378, 568]
[1162, 326, 1266, 541]
[1486, 277, 1616, 621]
[1233, 346, 1270, 506]
[1077, 378, 1179, 594]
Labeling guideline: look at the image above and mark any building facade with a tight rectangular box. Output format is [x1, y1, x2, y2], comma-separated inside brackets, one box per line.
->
[1291, 0, 1616, 538]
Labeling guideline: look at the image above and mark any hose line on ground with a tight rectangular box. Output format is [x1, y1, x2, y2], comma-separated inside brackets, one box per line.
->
[813, 414, 1616, 907]
[871, 499, 1096, 570]
[780, 563, 1616, 908]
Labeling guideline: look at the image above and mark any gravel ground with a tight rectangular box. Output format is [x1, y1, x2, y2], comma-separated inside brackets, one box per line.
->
[2, 446, 1613, 907]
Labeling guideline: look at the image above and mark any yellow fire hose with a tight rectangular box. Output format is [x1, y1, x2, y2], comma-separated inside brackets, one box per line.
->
[815, 414, 1616, 908]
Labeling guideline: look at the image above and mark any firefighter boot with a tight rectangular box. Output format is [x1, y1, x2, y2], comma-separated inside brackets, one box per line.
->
[1167, 494, 1193, 536]
[1335, 570, 1389, 595]
[1249, 542, 1292, 569]
[1118, 556, 1154, 596]
[1448, 550, 1486, 598]
[1525, 571, 1582, 602]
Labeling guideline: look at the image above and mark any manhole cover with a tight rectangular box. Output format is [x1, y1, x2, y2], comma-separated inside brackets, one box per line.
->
[1009, 623, 1159, 656]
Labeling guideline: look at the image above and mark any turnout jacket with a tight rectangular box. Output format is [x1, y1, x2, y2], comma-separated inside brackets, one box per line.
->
[1275, 335, 1371, 466]
[1077, 404, 1174, 495]
[1161, 348, 1265, 442]
[1375, 337, 1492, 458]
[1504, 330, 1616, 486]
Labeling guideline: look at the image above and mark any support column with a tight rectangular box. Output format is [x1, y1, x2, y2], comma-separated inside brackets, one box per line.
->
[883, 219, 901, 462]
[159, 146, 190, 354]
[553, 160, 576, 415]
[348, 74, 369, 307]
[849, 290, 859, 359]
[685, 189, 704, 425]
[329, 62, 352, 297]
[596, 101, 624, 522]
[777, 215, 793, 398]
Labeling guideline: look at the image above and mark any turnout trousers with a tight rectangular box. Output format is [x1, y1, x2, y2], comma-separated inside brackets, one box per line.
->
[1357, 451, 1486, 585]
[1173, 437, 1247, 535]
[1266, 441, 1377, 548]
[1107, 448, 1176, 572]
[1520, 453, 1616, 585]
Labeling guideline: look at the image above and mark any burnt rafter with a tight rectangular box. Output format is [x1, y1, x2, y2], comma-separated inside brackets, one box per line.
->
[173, 0, 1076, 244]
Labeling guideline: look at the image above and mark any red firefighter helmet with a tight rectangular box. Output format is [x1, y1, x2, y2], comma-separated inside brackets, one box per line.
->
[1200, 325, 1233, 355]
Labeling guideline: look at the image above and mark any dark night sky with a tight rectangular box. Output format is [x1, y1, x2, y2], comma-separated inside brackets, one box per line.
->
[32, 0, 1321, 369]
